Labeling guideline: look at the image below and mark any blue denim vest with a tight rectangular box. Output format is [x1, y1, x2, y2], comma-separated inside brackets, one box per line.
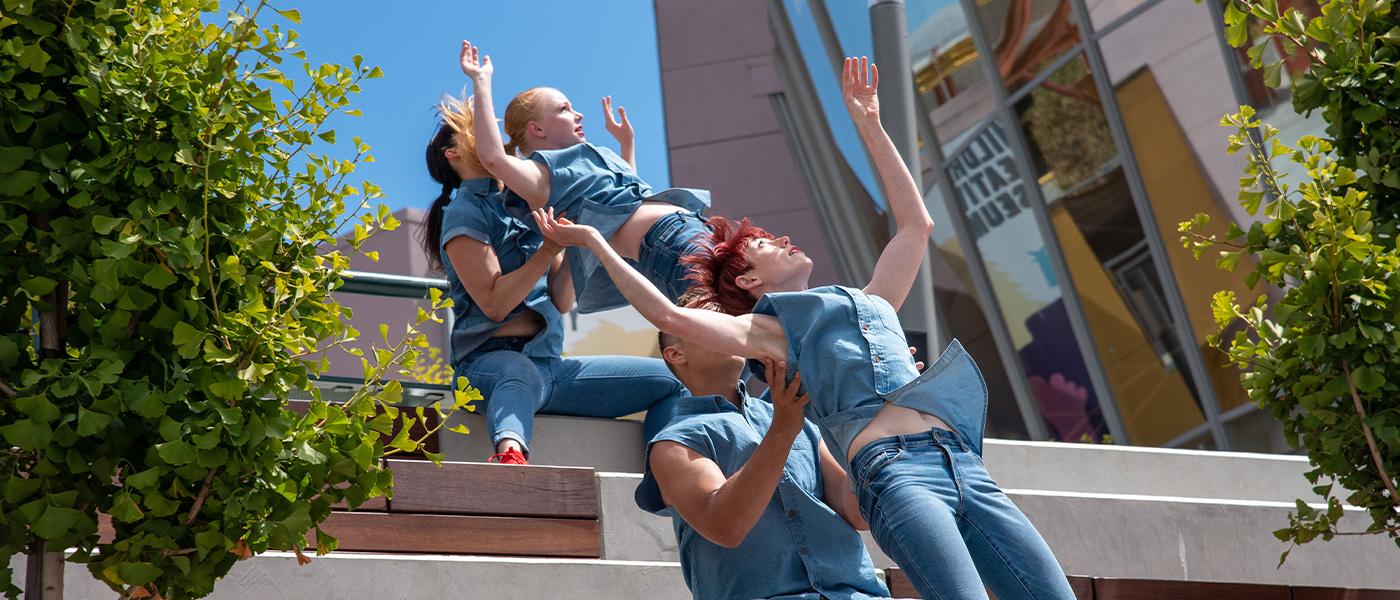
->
[511, 143, 711, 314]
[635, 388, 889, 600]
[439, 178, 564, 364]
[746, 286, 989, 471]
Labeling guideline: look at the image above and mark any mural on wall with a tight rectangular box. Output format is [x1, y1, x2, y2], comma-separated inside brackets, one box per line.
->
[948, 121, 1109, 441]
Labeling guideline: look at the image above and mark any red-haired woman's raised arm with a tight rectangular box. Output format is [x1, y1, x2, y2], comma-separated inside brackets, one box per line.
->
[843, 57, 934, 311]
[532, 208, 787, 361]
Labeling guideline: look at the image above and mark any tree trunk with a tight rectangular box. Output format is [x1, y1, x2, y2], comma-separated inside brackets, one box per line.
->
[25, 541, 64, 600]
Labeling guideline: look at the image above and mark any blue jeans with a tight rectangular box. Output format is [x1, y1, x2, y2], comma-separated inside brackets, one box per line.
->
[637, 211, 710, 302]
[457, 340, 687, 455]
[851, 429, 1075, 600]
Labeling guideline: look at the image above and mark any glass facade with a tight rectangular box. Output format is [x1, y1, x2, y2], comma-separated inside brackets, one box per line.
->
[770, 0, 1297, 450]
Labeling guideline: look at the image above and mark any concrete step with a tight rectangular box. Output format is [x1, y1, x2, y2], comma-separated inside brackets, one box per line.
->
[439, 410, 1319, 503]
[595, 472, 1400, 590]
[10, 553, 693, 600]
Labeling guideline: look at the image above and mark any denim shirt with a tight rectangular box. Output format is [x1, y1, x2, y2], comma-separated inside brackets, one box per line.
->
[511, 143, 711, 314]
[635, 387, 888, 600]
[746, 286, 989, 473]
[439, 178, 564, 364]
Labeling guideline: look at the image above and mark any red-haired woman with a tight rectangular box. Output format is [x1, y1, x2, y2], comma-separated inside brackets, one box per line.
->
[533, 58, 1075, 600]
[460, 41, 711, 315]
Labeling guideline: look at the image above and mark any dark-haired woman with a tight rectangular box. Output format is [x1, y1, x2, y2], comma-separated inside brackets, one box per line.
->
[460, 41, 711, 314]
[421, 94, 686, 465]
[532, 59, 1075, 600]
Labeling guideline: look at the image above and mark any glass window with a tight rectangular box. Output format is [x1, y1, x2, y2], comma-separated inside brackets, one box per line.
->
[922, 164, 1030, 440]
[1086, 0, 1158, 32]
[947, 118, 1109, 443]
[906, 0, 995, 154]
[1013, 52, 1207, 446]
[972, 0, 1083, 95]
[1097, 0, 1260, 417]
[782, 0, 884, 207]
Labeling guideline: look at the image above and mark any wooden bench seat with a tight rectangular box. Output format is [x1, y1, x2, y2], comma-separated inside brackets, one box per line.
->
[882, 570, 1400, 600]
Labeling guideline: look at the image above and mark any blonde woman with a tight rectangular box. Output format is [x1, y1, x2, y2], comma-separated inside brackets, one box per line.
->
[460, 41, 712, 314]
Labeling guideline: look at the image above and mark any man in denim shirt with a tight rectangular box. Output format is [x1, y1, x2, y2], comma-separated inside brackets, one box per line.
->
[635, 297, 892, 600]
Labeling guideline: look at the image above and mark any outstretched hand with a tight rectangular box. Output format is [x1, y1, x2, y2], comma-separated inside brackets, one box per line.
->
[763, 358, 808, 435]
[532, 208, 597, 248]
[842, 56, 879, 125]
[460, 41, 492, 82]
[602, 96, 634, 145]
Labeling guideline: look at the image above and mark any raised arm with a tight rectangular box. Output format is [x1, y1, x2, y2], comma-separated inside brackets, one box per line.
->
[650, 360, 807, 547]
[602, 96, 636, 169]
[532, 208, 786, 361]
[460, 41, 552, 209]
[445, 234, 563, 322]
[846, 57, 934, 311]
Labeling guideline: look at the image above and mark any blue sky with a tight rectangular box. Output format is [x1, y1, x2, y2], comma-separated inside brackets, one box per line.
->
[278, 0, 669, 214]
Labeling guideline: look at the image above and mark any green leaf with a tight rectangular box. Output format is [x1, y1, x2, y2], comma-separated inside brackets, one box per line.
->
[1, 419, 52, 451]
[142, 265, 178, 289]
[115, 562, 163, 587]
[1353, 104, 1385, 124]
[4, 476, 41, 504]
[0, 170, 41, 196]
[276, 8, 302, 22]
[77, 407, 113, 436]
[1380, 26, 1400, 45]
[0, 147, 34, 173]
[31, 506, 82, 539]
[21, 276, 57, 296]
[156, 440, 197, 465]
[1262, 61, 1284, 89]
[1351, 366, 1384, 393]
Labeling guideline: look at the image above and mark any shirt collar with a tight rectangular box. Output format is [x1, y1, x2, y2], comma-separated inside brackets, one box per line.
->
[454, 177, 499, 199]
[675, 381, 750, 416]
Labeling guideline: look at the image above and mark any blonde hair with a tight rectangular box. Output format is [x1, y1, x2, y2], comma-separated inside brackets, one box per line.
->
[435, 91, 485, 174]
[502, 87, 555, 158]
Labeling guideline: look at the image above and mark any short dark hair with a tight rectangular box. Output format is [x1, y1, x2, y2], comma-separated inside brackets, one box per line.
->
[657, 288, 712, 372]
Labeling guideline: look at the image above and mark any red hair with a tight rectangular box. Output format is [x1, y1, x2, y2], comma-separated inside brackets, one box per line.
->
[683, 216, 773, 316]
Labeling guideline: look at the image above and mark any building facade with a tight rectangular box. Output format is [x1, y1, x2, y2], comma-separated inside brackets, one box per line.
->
[653, 0, 1316, 452]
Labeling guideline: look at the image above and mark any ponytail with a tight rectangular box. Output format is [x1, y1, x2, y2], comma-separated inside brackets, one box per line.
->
[421, 123, 462, 274]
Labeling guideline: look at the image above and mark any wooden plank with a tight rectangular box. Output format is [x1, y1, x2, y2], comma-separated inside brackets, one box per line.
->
[312, 511, 600, 558]
[331, 492, 387, 512]
[1094, 579, 1291, 600]
[1292, 588, 1400, 600]
[386, 459, 598, 519]
[883, 569, 1092, 599]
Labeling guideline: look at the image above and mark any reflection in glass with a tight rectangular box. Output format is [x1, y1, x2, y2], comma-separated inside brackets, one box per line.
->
[922, 176, 1030, 440]
[1013, 53, 1206, 446]
[974, 0, 1082, 93]
[781, 0, 883, 206]
[906, 0, 994, 153]
[1086, 0, 1155, 32]
[947, 118, 1108, 443]
[1097, 0, 1256, 418]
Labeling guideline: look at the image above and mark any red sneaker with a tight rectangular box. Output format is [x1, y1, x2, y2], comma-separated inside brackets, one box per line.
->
[488, 447, 530, 465]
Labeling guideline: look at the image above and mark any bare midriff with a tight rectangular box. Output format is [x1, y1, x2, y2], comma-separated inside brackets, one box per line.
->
[491, 309, 545, 339]
[847, 402, 953, 462]
[608, 201, 689, 260]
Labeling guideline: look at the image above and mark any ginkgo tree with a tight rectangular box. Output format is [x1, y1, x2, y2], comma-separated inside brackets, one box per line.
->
[0, 1, 471, 598]
[1183, 0, 1399, 562]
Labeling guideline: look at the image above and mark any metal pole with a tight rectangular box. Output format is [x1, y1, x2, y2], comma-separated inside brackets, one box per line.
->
[869, 0, 944, 359]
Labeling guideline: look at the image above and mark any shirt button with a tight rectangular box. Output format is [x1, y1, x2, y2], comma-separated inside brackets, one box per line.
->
[788, 510, 797, 517]
[863, 324, 869, 330]
[800, 548, 808, 554]
[873, 356, 881, 362]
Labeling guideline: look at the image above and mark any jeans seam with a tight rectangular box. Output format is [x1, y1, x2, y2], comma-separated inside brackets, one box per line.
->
[959, 513, 1039, 600]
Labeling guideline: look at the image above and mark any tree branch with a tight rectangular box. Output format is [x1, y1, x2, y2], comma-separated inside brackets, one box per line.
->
[1342, 360, 1400, 507]
[185, 467, 221, 526]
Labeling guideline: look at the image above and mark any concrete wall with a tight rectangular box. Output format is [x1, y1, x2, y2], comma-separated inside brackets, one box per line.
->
[654, 0, 843, 287]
